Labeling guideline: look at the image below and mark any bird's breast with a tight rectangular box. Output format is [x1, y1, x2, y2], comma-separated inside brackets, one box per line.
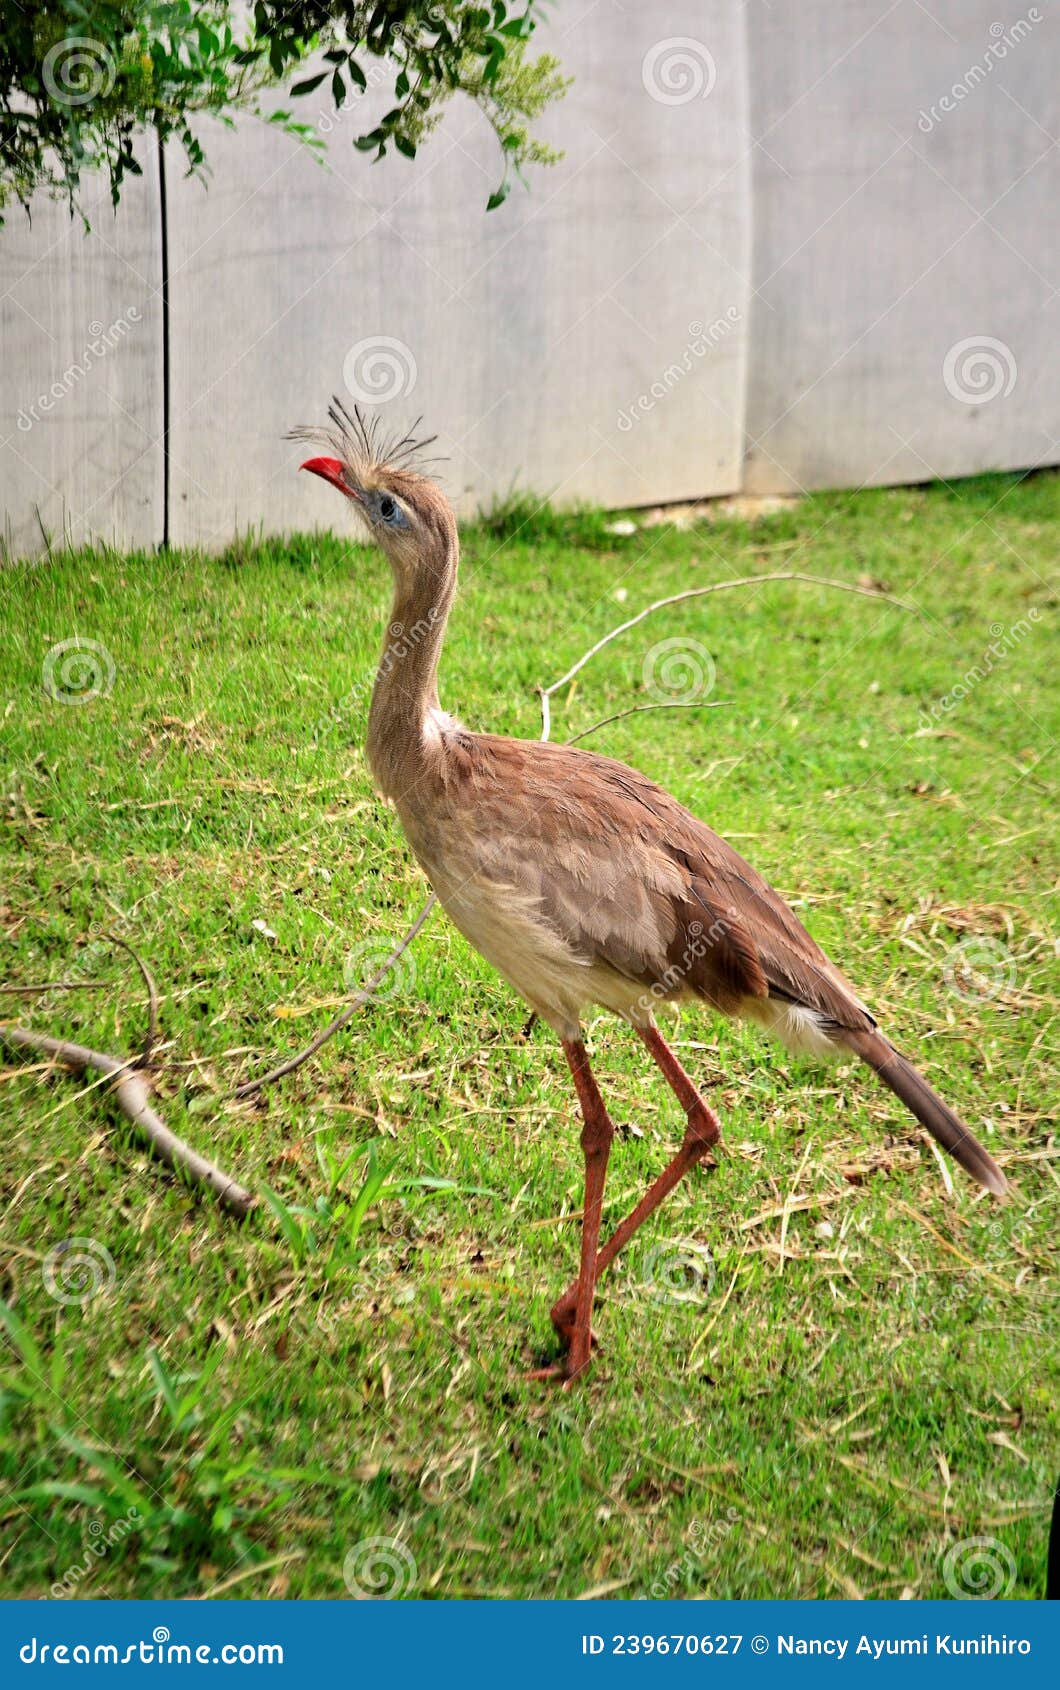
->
[397, 812, 595, 1030]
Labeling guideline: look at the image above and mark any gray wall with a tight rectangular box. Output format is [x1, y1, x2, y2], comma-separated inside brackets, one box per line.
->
[1, 170, 163, 557]
[744, 0, 1059, 495]
[2, 2, 1056, 556]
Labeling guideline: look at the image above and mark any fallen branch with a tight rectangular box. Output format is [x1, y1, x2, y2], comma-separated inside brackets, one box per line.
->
[102, 934, 160, 1067]
[1, 1026, 254, 1219]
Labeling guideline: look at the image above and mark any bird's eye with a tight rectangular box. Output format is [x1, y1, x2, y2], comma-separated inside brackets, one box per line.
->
[379, 495, 396, 522]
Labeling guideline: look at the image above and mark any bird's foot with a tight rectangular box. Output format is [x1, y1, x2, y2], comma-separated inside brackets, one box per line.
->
[523, 1361, 567, 1384]
[522, 1297, 601, 1386]
[523, 1354, 593, 1389]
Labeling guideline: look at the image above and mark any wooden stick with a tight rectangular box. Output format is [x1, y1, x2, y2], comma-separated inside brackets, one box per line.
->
[538, 570, 913, 741]
[566, 700, 726, 746]
[230, 895, 438, 1099]
[102, 934, 160, 1067]
[0, 1026, 253, 1219]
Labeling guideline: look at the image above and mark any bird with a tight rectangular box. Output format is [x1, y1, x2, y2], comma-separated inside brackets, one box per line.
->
[293, 400, 1006, 1384]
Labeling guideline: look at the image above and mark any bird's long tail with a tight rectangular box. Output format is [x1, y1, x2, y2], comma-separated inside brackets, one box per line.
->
[842, 1028, 1006, 1196]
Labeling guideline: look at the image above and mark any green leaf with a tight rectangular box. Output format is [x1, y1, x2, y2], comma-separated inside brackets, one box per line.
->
[147, 1348, 182, 1427]
[345, 1143, 391, 1251]
[260, 1184, 310, 1265]
[391, 1176, 503, 1198]
[486, 179, 512, 211]
[290, 74, 328, 96]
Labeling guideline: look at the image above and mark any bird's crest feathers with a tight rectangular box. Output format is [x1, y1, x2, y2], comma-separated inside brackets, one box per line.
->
[288, 398, 443, 496]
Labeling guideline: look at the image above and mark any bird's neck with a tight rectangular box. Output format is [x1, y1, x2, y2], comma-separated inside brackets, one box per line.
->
[365, 539, 458, 801]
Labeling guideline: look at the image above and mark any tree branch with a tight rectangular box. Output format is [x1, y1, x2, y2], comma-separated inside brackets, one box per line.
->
[565, 700, 727, 746]
[102, 934, 160, 1068]
[0, 1027, 253, 1219]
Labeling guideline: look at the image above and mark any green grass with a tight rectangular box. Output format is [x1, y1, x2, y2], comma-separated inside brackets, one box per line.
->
[1, 471, 1056, 1601]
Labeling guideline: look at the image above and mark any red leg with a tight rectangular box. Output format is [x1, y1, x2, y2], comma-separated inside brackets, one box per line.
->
[548, 1023, 721, 1339]
[639, 1023, 722, 1148]
[557, 1038, 614, 1383]
[526, 1039, 615, 1383]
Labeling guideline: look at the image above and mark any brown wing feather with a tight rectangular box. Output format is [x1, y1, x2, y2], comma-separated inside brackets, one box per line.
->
[443, 732, 872, 1030]
[430, 730, 1004, 1196]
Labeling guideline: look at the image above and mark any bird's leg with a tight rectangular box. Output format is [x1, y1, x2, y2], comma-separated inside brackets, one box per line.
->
[549, 1038, 614, 1384]
[548, 1024, 721, 1339]
[638, 1024, 722, 1152]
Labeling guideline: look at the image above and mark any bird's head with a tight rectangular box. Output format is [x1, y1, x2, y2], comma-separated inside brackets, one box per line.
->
[291, 400, 455, 591]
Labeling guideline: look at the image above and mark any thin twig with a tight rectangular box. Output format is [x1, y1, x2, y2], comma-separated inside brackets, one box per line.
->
[0, 1027, 253, 1218]
[231, 896, 438, 1099]
[0, 982, 110, 996]
[102, 934, 160, 1068]
[538, 571, 913, 740]
[565, 700, 727, 746]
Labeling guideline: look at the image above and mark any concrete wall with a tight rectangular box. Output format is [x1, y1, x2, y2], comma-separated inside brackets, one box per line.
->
[744, 0, 1059, 494]
[165, 0, 751, 545]
[1, 2, 1056, 555]
[0, 171, 163, 557]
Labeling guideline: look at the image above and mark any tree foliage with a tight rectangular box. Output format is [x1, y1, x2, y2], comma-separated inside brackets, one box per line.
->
[0, 2, 569, 223]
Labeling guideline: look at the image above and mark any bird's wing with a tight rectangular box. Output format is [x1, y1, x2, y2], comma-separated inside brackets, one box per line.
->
[446, 733, 873, 1031]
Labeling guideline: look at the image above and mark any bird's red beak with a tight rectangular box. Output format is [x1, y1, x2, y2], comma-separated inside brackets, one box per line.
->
[299, 456, 360, 500]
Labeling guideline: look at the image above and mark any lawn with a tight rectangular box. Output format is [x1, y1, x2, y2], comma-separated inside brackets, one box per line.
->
[1, 471, 1056, 1601]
